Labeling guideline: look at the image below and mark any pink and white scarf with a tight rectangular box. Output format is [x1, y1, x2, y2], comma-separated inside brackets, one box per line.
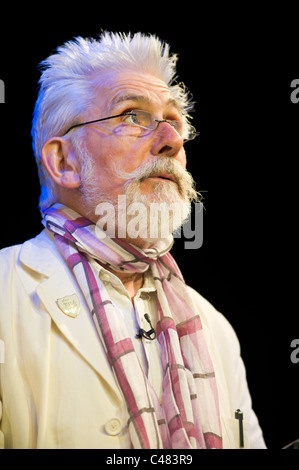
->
[42, 204, 222, 449]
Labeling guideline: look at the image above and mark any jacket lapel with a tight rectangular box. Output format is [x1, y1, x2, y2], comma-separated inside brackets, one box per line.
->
[19, 230, 123, 404]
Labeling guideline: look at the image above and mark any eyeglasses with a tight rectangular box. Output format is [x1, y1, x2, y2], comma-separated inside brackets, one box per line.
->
[63, 109, 200, 143]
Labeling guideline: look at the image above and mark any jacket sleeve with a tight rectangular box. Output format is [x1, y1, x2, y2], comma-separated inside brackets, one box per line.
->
[0, 244, 23, 449]
[0, 401, 4, 449]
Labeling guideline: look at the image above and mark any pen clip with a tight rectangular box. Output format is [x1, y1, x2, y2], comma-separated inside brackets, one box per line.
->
[235, 409, 244, 448]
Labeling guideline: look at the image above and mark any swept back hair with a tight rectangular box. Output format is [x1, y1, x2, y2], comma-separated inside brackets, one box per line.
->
[31, 31, 194, 209]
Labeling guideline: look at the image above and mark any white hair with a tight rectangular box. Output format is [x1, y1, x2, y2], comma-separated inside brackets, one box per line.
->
[31, 31, 194, 209]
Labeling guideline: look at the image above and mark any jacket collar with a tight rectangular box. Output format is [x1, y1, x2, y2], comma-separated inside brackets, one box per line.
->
[19, 229, 123, 404]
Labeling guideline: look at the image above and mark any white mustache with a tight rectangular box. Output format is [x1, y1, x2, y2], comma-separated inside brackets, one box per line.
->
[112, 157, 199, 202]
[129, 158, 181, 182]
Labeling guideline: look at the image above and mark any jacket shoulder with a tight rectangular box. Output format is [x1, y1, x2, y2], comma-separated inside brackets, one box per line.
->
[0, 244, 22, 277]
[0, 230, 61, 279]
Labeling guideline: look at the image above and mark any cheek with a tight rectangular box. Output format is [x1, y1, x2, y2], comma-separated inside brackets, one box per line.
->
[84, 134, 120, 178]
[86, 130, 147, 175]
[83, 134, 147, 195]
[177, 148, 187, 168]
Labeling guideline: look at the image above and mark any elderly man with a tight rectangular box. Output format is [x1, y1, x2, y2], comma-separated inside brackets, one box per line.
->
[0, 32, 266, 449]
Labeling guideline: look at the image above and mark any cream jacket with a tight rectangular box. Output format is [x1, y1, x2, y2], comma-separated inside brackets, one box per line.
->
[0, 230, 266, 449]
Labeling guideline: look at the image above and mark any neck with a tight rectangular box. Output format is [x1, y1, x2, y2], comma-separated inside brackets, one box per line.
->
[103, 264, 145, 301]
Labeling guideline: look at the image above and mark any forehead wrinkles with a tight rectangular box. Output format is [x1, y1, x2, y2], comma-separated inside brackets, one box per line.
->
[94, 72, 179, 114]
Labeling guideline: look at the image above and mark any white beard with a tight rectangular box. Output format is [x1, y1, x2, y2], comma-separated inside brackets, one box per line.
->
[75, 140, 199, 244]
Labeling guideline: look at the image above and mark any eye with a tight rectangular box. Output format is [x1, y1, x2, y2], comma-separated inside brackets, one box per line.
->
[122, 109, 153, 128]
[123, 112, 139, 125]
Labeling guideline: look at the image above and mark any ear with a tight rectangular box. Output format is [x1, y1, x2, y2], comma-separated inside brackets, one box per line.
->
[41, 137, 81, 188]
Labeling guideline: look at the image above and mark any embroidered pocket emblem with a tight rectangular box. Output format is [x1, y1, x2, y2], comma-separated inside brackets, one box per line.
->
[57, 294, 80, 318]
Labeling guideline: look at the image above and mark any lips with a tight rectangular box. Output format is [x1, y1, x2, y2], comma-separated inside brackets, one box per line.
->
[148, 173, 176, 183]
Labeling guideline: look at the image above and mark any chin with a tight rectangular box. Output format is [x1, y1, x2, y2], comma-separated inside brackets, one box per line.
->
[125, 187, 191, 243]
[138, 179, 183, 204]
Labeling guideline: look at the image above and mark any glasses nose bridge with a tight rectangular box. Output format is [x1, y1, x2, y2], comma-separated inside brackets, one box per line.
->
[154, 118, 175, 129]
[153, 119, 180, 139]
[150, 118, 183, 158]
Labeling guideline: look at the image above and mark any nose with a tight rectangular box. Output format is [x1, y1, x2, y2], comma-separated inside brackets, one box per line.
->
[151, 120, 184, 158]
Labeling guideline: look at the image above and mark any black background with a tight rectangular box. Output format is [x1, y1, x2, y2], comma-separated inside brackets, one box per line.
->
[0, 5, 298, 451]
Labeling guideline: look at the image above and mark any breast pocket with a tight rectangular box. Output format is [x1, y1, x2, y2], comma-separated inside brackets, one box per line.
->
[221, 415, 251, 449]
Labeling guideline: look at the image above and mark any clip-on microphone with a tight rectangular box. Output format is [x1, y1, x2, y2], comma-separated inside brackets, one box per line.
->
[136, 313, 157, 340]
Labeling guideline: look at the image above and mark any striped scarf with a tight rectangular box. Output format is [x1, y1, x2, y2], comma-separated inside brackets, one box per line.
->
[42, 204, 222, 449]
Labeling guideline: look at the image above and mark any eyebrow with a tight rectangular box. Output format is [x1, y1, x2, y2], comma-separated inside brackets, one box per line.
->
[110, 94, 182, 114]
